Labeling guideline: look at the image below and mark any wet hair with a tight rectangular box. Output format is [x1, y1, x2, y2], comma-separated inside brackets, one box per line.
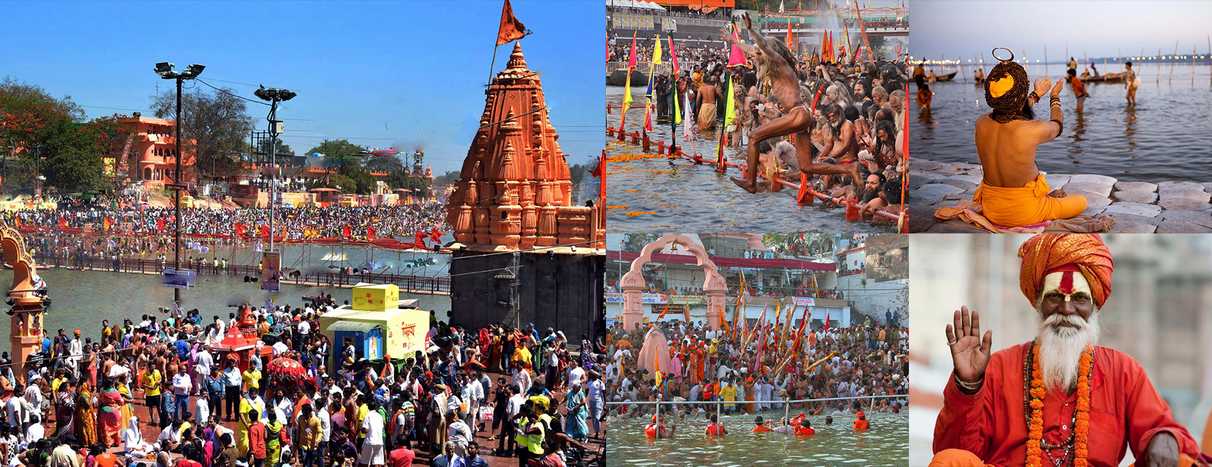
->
[825, 415, 834, 425]
[985, 60, 1031, 123]
[1067, 68, 1077, 77]
[755, 416, 764, 424]
[1125, 61, 1133, 67]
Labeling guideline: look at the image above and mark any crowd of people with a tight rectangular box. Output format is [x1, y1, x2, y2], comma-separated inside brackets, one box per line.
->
[0, 295, 606, 467]
[604, 316, 907, 436]
[5, 203, 449, 243]
[612, 14, 910, 222]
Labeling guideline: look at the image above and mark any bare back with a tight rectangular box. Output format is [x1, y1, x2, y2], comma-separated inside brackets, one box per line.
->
[974, 114, 1059, 187]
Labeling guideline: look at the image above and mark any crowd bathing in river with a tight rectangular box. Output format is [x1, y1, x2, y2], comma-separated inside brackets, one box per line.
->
[0, 295, 607, 467]
[604, 316, 907, 437]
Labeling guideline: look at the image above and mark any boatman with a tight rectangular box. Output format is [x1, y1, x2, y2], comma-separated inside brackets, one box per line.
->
[929, 233, 1207, 466]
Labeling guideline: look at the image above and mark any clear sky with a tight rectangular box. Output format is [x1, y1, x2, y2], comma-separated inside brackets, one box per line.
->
[0, 0, 605, 174]
[910, 0, 1212, 62]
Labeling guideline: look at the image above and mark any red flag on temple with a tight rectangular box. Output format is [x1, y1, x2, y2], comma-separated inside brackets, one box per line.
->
[414, 232, 427, 250]
[495, 0, 527, 46]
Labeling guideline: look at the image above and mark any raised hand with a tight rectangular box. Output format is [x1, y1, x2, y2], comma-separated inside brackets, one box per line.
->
[1033, 79, 1052, 99]
[945, 306, 992, 387]
[1050, 78, 1065, 97]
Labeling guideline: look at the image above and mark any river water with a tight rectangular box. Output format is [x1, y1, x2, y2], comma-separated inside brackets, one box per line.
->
[605, 86, 896, 233]
[911, 63, 1212, 182]
[607, 410, 908, 465]
[0, 247, 453, 344]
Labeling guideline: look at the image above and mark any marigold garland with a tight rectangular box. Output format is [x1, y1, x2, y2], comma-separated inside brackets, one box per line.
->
[1025, 342, 1094, 467]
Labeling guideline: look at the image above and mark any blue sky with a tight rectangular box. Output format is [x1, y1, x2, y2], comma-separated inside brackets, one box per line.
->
[911, 0, 1212, 62]
[0, 0, 605, 174]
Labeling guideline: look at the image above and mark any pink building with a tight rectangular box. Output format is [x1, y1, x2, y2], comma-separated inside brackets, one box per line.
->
[112, 113, 197, 187]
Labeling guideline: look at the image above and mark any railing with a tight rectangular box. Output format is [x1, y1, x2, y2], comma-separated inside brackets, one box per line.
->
[605, 394, 907, 429]
[31, 254, 451, 295]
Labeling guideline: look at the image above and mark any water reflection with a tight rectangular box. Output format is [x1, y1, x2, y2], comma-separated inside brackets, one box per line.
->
[1123, 104, 1137, 152]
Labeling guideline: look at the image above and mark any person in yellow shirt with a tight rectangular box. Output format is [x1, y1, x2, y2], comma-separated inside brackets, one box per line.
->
[297, 405, 323, 466]
[143, 368, 163, 426]
[719, 380, 738, 413]
[512, 345, 532, 369]
[242, 366, 261, 393]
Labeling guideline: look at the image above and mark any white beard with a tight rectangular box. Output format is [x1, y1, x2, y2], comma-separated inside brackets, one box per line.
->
[1036, 310, 1100, 392]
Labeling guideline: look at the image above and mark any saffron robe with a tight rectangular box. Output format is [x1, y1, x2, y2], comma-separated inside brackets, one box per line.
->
[933, 343, 1202, 466]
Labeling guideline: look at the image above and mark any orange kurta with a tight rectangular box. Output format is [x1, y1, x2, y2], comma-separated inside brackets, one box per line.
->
[933, 342, 1202, 465]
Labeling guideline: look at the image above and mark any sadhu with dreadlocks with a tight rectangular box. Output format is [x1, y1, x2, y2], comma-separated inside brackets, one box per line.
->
[939, 49, 1111, 231]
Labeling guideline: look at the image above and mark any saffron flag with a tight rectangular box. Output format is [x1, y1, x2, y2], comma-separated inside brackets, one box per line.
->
[786, 19, 794, 51]
[415, 231, 427, 250]
[823, 310, 830, 333]
[495, 0, 527, 45]
[656, 303, 671, 320]
[367, 226, 376, 242]
[102, 216, 113, 233]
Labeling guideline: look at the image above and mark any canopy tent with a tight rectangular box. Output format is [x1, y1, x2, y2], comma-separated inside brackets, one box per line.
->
[608, 0, 666, 11]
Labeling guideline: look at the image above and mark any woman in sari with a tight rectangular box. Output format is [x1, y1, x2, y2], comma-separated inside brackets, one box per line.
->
[564, 383, 589, 440]
[75, 381, 97, 447]
[97, 381, 124, 447]
[54, 379, 76, 439]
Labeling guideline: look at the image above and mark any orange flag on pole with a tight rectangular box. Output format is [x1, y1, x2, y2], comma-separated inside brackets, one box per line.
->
[496, 0, 527, 45]
[785, 19, 794, 51]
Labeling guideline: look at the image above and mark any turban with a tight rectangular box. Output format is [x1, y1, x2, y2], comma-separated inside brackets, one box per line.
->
[984, 60, 1030, 123]
[1018, 233, 1114, 308]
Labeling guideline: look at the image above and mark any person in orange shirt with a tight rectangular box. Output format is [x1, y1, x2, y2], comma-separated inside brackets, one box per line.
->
[853, 408, 870, 432]
[794, 418, 816, 437]
[751, 415, 773, 433]
[931, 233, 1204, 466]
[705, 414, 727, 437]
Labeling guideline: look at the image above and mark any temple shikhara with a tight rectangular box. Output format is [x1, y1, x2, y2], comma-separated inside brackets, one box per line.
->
[446, 41, 604, 342]
[446, 43, 604, 251]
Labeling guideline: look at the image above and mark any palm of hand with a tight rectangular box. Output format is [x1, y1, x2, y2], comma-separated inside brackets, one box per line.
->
[952, 336, 988, 382]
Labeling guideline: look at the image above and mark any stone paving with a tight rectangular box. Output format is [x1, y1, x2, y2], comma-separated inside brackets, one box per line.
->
[910, 159, 1212, 233]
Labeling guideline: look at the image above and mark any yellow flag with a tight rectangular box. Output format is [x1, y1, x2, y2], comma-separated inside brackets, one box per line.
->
[724, 74, 737, 128]
[652, 35, 662, 64]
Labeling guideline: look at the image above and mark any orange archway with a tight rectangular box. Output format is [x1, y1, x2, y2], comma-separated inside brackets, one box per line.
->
[619, 234, 728, 330]
[0, 222, 44, 381]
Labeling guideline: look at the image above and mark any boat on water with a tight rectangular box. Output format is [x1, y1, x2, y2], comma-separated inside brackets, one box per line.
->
[1081, 71, 1126, 83]
[934, 71, 958, 82]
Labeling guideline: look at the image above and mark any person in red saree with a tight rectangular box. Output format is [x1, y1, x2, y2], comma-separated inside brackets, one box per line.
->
[931, 233, 1207, 467]
[97, 381, 125, 448]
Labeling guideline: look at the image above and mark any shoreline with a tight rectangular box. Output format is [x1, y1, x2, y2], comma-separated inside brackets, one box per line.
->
[910, 159, 1212, 233]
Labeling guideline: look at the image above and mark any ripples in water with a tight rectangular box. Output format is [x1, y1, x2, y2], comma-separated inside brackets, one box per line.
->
[605, 411, 907, 465]
[912, 64, 1212, 182]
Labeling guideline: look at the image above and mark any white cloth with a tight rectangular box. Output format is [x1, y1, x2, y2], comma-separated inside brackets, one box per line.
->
[361, 410, 384, 445]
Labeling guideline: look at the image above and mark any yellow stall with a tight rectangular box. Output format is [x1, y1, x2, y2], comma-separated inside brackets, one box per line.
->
[319, 284, 430, 370]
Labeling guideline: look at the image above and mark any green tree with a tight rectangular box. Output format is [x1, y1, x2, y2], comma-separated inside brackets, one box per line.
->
[307, 139, 365, 174]
[41, 117, 117, 193]
[152, 87, 253, 182]
[0, 79, 86, 192]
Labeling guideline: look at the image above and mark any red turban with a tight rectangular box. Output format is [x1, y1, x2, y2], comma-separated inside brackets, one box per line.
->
[1018, 233, 1114, 308]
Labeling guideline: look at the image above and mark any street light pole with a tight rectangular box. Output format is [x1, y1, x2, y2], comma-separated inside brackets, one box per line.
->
[174, 76, 182, 306]
[254, 86, 296, 255]
[155, 62, 204, 310]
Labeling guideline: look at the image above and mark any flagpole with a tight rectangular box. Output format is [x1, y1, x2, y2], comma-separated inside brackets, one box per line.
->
[487, 45, 499, 85]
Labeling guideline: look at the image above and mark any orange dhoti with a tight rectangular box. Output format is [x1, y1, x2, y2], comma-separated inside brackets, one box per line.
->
[973, 174, 1087, 226]
[929, 449, 990, 467]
